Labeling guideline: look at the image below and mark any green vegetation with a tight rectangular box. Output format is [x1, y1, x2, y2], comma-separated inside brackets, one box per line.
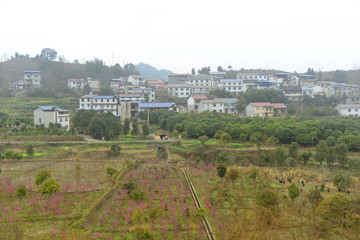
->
[40, 177, 60, 194]
[35, 170, 51, 186]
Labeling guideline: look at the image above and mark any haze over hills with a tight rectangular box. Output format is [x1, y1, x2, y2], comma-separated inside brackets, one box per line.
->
[135, 62, 173, 81]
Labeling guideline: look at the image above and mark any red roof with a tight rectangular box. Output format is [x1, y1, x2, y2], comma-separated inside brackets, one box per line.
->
[68, 78, 82, 82]
[148, 80, 164, 84]
[250, 102, 273, 107]
[271, 103, 287, 109]
[191, 95, 208, 100]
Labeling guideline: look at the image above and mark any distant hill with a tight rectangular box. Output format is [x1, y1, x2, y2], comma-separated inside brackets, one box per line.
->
[135, 62, 173, 81]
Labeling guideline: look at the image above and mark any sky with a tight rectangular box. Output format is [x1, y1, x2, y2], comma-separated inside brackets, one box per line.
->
[1, 0, 360, 73]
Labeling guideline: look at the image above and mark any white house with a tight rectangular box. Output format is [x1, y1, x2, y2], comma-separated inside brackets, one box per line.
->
[110, 78, 126, 93]
[79, 94, 94, 110]
[24, 71, 41, 88]
[67, 78, 86, 89]
[92, 96, 118, 115]
[128, 87, 155, 101]
[34, 106, 70, 130]
[336, 104, 360, 117]
[86, 77, 100, 89]
[167, 84, 192, 98]
[218, 79, 245, 95]
[187, 95, 208, 111]
[128, 75, 146, 86]
[186, 75, 215, 87]
[210, 72, 226, 80]
[198, 98, 238, 114]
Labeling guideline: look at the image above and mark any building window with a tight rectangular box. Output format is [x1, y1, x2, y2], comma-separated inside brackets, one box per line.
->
[59, 118, 63, 122]
[213, 104, 216, 107]
[81, 99, 84, 102]
[65, 118, 68, 122]
[356, 109, 358, 112]
[81, 104, 84, 107]
[107, 99, 109, 102]
[348, 109, 351, 112]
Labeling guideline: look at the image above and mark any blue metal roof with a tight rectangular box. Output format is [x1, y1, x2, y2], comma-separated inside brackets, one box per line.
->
[298, 75, 315, 78]
[302, 86, 313, 91]
[275, 73, 292, 76]
[37, 106, 68, 112]
[93, 96, 115, 99]
[138, 102, 175, 108]
[24, 71, 40, 73]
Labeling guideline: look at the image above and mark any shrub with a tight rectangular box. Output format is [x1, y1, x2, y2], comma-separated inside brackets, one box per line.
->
[199, 135, 209, 145]
[220, 132, 232, 141]
[250, 168, 257, 180]
[106, 167, 117, 177]
[16, 185, 27, 199]
[228, 167, 239, 182]
[110, 144, 121, 156]
[26, 144, 34, 156]
[35, 170, 51, 186]
[256, 188, 279, 208]
[123, 181, 135, 192]
[40, 177, 60, 194]
[332, 171, 354, 191]
[216, 164, 227, 178]
[214, 130, 223, 139]
[288, 183, 300, 202]
[239, 133, 247, 142]
[348, 158, 360, 172]
[130, 190, 148, 202]
[134, 227, 155, 240]
[265, 136, 279, 145]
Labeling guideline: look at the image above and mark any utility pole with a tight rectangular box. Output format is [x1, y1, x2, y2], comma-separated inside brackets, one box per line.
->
[147, 109, 150, 125]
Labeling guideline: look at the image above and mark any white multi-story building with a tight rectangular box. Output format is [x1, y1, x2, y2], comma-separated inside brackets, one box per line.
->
[67, 78, 86, 89]
[186, 75, 215, 87]
[128, 87, 155, 101]
[92, 96, 118, 115]
[167, 84, 192, 98]
[187, 95, 208, 111]
[86, 77, 100, 89]
[128, 75, 146, 86]
[79, 94, 94, 110]
[210, 72, 226, 80]
[198, 98, 238, 114]
[34, 106, 70, 130]
[218, 79, 245, 95]
[237, 74, 268, 81]
[24, 71, 41, 87]
[336, 104, 360, 117]
[110, 78, 126, 93]
[325, 83, 359, 98]
[118, 94, 145, 120]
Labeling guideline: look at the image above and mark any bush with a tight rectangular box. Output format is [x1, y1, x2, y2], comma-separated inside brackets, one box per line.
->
[16, 185, 27, 199]
[265, 136, 279, 145]
[35, 170, 51, 186]
[348, 158, 360, 172]
[216, 164, 227, 178]
[220, 132, 232, 141]
[110, 144, 121, 156]
[256, 188, 279, 208]
[239, 133, 247, 142]
[26, 144, 34, 156]
[250, 168, 257, 180]
[130, 190, 148, 202]
[106, 167, 118, 178]
[123, 180, 135, 192]
[332, 171, 354, 191]
[228, 167, 239, 182]
[40, 177, 60, 194]
[199, 135, 209, 145]
[134, 227, 155, 240]
[288, 183, 300, 202]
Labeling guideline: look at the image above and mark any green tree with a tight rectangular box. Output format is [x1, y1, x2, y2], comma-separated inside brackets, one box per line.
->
[307, 186, 324, 226]
[16, 185, 27, 199]
[209, 88, 234, 98]
[191, 68, 196, 75]
[35, 170, 51, 186]
[98, 85, 114, 95]
[88, 112, 121, 140]
[256, 188, 279, 209]
[216, 164, 227, 178]
[327, 147, 335, 167]
[335, 143, 348, 169]
[106, 167, 117, 180]
[72, 109, 96, 133]
[123, 180, 135, 192]
[217, 66, 225, 72]
[26, 144, 34, 157]
[315, 140, 328, 166]
[288, 142, 299, 159]
[199, 135, 209, 145]
[288, 183, 300, 202]
[131, 118, 139, 136]
[274, 147, 286, 167]
[332, 171, 354, 191]
[220, 132, 232, 141]
[142, 123, 150, 139]
[110, 144, 121, 156]
[40, 48, 57, 61]
[228, 168, 239, 183]
[40, 177, 60, 194]
[302, 151, 312, 167]
[123, 118, 130, 136]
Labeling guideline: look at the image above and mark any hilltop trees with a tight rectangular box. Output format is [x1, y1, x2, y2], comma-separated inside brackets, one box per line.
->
[40, 48, 57, 61]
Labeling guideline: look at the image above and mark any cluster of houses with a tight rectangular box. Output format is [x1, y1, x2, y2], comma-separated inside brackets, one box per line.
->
[29, 70, 360, 129]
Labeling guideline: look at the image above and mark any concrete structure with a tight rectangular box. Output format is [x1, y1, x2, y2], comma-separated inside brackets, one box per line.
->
[167, 84, 192, 98]
[34, 106, 70, 130]
[186, 75, 214, 87]
[79, 94, 94, 110]
[24, 71, 41, 87]
[67, 78, 86, 89]
[168, 73, 190, 84]
[127, 75, 146, 86]
[272, 103, 287, 116]
[86, 77, 100, 89]
[210, 72, 226, 80]
[118, 94, 145, 120]
[298, 75, 315, 87]
[187, 95, 208, 111]
[336, 104, 360, 116]
[138, 102, 178, 112]
[147, 80, 165, 89]
[246, 102, 274, 117]
[346, 91, 360, 104]
[302, 86, 314, 96]
[92, 96, 118, 115]
[110, 78, 126, 93]
[128, 87, 155, 101]
[218, 79, 245, 95]
[282, 86, 303, 101]
[255, 80, 277, 90]
[237, 74, 268, 81]
[198, 98, 238, 114]
[191, 85, 216, 95]
[325, 83, 359, 99]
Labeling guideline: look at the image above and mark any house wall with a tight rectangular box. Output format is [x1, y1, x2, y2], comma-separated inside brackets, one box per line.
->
[34, 108, 55, 127]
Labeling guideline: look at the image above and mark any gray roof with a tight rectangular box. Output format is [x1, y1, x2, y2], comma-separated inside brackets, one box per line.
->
[168, 84, 191, 88]
[283, 86, 302, 91]
[190, 75, 212, 80]
[336, 104, 360, 109]
[214, 98, 238, 104]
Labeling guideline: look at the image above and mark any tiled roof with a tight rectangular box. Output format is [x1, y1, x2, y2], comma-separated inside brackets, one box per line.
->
[93, 96, 116, 99]
[250, 102, 273, 107]
[37, 106, 68, 112]
[190, 95, 208, 100]
[271, 103, 287, 109]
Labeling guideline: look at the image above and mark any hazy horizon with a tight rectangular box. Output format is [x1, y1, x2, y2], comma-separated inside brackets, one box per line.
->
[1, 0, 359, 74]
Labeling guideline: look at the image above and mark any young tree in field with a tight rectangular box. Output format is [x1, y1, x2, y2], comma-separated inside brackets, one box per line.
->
[106, 167, 117, 180]
[123, 118, 130, 136]
[315, 140, 328, 166]
[256, 188, 279, 224]
[216, 164, 227, 178]
[228, 168, 239, 183]
[75, 164, 81, 184]
[199, 135, 209, 145]
[273, 147, 286, 168]
[131, 118, 139, 137]
[288, 183, 300, 202]
[307, 186, 323, 227]
[335, 143, 348, 169]
[26, 144, 34, 157]
[16, 185, 27, 199]
[327, 146, 335, 168]
[110, 144, 121, 156]
[40, 177, 60, 194]
[35, 170, 51, 186]
[288, 142, 299, 159]
[142, 123, 150, 139]
[301, 151, 312, 167]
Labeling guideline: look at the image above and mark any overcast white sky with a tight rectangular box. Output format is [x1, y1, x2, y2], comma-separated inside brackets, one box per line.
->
[1, 0, 360, 73]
